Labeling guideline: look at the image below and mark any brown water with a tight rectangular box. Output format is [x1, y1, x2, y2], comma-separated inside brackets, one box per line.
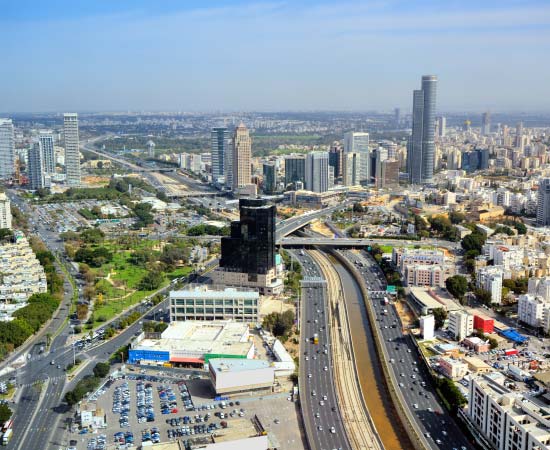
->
[334, 261, 411, 450]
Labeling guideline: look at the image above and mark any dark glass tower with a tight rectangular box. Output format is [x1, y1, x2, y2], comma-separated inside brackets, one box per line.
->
[263, 163, 277, 194]
[211, 127, 229, 183]
[284, 155, 306, 188]
[220, 198, 276, 276]
[407, 75, 437, 184]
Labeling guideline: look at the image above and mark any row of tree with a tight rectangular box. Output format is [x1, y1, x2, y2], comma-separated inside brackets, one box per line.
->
[64, 361, 111, 406]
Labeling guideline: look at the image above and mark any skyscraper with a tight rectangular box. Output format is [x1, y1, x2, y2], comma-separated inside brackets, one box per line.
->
[394, 108, 401, 127]
[262, 163, 277, 194]
[342, 152, 361, 186]
[220, 198, 276, 276]
[27, 143, 45, 190]
[0, 119, 15, 180]
[344, 132, 370, 184]
[537, 178, 550, 226]
[481, 112, 491, 136]
[231, 123, 252, 191]
[211, 127, 229, 183]
[284, 155, 306, 188]
[328, 143, 343, 179]
[63, 113, 81, 186]
[38, 131, 55, 174]
[437, 116, 446, 138]
[305, 151, 329, 193]
[515, 122, 524, 149]
[407, 75, 437, 184]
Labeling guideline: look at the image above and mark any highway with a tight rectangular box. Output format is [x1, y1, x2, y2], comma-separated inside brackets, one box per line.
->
[343, 249, 472, 450]
[289, 250, 350, 450]
[280, 236, 461, 250]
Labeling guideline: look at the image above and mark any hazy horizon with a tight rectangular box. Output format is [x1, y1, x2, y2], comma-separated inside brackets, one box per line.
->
[2, 0, 550, 113]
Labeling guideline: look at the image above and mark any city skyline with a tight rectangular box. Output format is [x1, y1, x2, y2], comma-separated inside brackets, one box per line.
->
[2, 0, 550, 112]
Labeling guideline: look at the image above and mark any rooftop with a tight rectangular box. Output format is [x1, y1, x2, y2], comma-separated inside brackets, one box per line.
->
[170, 286, 259, 301]
[209, 358, 271, 373]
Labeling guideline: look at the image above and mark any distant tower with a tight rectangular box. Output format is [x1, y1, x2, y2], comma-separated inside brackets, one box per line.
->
[231, 123, 252, 191]
[515, 122, 524, 149]
[147, 140, 155, 158]
[437, 116, 446, 138]
[305, 151, 329, 193]
[394, 108, 401, 127]
[407, 75, 437, 184]
[63, 113, 81, 186]
[38, 131, 55, 174]
[463, 120, 471, 132]
[28, 143, 45, 190]
[481, 112, 491, 136]
[211, 127, 229, 183]
[0, 119, 15, 180]
[537, 178, 550, 226]
[344, 132, 370, 184]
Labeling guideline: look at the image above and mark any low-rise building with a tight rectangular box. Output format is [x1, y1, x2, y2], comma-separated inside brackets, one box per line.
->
[170, 286, 260, 323]
[463, 336, 490, 353]
[208, 359, 274, 395]
[473, 314, 494, 334]
[283, 189, 342, 209]
[79, 402, 106, 429]
[438, 357, 468, 380]
[462, 356, 492, 374]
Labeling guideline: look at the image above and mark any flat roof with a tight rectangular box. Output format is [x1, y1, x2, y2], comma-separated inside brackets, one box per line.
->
[409, 287, 447, 309]
[170, 287, 259, 300]
[209, 358, 271, 373]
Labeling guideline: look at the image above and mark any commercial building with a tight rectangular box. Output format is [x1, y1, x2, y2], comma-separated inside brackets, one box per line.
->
[537, 178, 550, 226]
[128, 320, 254, 366]
[438, 357, 468, 380]
[407, 75, 437, 184]
[27, 143, 45, 190]
[477, 266, 504, 304]
[481, 112, 491, 136]
[63, 113, 80, 186]
[328, 144, 343, 179]
[448, 311, 473, 341]
[305, 151, 329, 193]
[284, 155, 305, 188]
[420, 314, 435, 340]
[0, 119, 15, 180]
[208, 359, 274, 395]
[392, 247, 445, 272]
[283, 190, 341, 209]
[463, 336, 490, 353]
[169, 286, 259, 323]
[462, 356, 492, 374]
[408, 287, 446, 315]
[468, 374, 550, 450]
[342, 152, 361, 186]
[38, 131, 56, 174]
[0, 193, 12, 230]
[231, 123, 252, 191]
[376, 159, 400, 189]
[473, 315, 494, 334]
[262, 163, 277, 194]
[343, 132, 370, 184]
[211, 127, 229, 183]
[216, 198, 282, 294]
[79, 402, 106, 429]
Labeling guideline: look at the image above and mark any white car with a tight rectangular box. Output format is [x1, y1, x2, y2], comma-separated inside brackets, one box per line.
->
[413, 403, 418, 409]
[330, 426, 336, 434]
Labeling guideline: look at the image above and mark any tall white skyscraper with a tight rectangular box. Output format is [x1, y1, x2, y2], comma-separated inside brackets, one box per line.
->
[0, 119, 15, 180]
[0, 193, 12, 230]
[38, 131, 55, 174]
[344, 131, 370, 184]
[342, 152, 361, 186]
[305, 151, 329, 193]
[63, 113, 81, 186]
[28, 143, 45, 190]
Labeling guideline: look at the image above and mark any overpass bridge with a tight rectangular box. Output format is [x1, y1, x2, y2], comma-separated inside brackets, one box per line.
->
[279, 236, 460, 250]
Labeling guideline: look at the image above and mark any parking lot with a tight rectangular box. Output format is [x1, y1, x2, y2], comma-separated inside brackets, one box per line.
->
[73, 374, 305, 450]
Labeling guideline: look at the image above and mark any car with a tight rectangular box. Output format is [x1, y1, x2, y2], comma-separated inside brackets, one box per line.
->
[413, 403, 418, 409]
[318, 426, 323, 431]
[330, 426, 336, 434]
[323, 366, 328, 371]
[435, 439, 443, 444]
[274, 419, 280, 424]
[308, 373, 312, 378]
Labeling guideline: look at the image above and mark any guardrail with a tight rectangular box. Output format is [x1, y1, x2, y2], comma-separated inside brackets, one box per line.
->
[331, 250, 430, 450]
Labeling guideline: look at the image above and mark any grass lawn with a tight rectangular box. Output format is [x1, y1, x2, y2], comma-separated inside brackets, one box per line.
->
[379, 245, 394, 253]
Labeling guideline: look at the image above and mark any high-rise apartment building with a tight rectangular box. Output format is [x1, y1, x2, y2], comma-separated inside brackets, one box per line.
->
[342, 152, 361, 186]
[481, 112, 491, 136]
[63, 113, 81, 186]
[27, 143, 45, 190]
[231, 123, 252, 191]
[38, 131, 56, 174]
[211, 127, 229, 183]
[0, 119, 15, 180]
[0, 193, 12, 229]
[408, 76, 437, 184]
[344, 132, 370, 184]
[220, 198, 276, 276]
[328, 144, 343, 179]
[448, 311, 473, 341]
[305, 152, 329, 193]
[515, 122, 524, 149]
[537, 178, 550, 226]
[284, 155, 306, 188]
[262, 163, 277, 194]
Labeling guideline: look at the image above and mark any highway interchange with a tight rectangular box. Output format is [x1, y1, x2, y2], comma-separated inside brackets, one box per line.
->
[290, 250, 350, 450]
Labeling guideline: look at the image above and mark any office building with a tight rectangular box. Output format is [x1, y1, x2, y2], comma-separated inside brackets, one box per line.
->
[0, 119, 15, 180]
[38, 131, 55, 174]
[27, 143, 45, 190]
[0, 193, 12, 229]
[537, 178, 550, 226]
[305, 151, 329, 193]
[147, 140, 155, 158]
[394, 108, 401, 126]
[377, 159, 400, 188]
[328, 144, 343, 179]
[408, 75, 437, 184]
[481, 112, 491, 136]
[170, 286, 259, 323]
[468, 374, 550, 450]
[63, 113, 81, 186]
[262, 163, 277, 194]
[342, 152, 361, 186]
[448, 311, 473, 341]
[344, 132, 370, 184]
[437, 116, 446, 138]
[515, 122, 524, 149]
[284, 155, 306, 188]
[211, 127, 229, 183]
[231, 123, 252, 191]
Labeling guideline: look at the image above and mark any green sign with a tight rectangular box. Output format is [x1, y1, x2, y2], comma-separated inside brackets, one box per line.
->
[386, 285, 397, 293]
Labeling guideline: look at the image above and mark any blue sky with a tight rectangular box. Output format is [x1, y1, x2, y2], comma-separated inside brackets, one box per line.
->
[2, 0, 550, 112]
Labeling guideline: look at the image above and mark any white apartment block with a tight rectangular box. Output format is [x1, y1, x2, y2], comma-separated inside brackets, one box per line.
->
[0, 193, 12, 229]
[63, 113, 81, 186]
[170, 286, 260, 323]
[420, 314, 435, 340]
[448, 310, 473, 341]
[517, 294, 546, 328]
[477, 266, 504, 305]
[528, 277, 550, 302]
[468, 374, 550, 450]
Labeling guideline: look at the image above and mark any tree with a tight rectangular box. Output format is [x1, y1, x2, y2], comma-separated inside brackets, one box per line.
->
[93, 362, 110, 378]
[432, 308, 448, 329]
[449, 211, 465, 224]
[138, 270, 164, 291]
[0, 403, 12, 422]
[474, 288, 492, 305]
[461, 232, 486, 254]
[262, 311, 295, 338]
[488, 337, 498, 349]
[445, 275, 468, 301]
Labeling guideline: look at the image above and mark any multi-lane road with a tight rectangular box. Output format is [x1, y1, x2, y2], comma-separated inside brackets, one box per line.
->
[343, 249, 472, 450]
[290, 250, 350, 450]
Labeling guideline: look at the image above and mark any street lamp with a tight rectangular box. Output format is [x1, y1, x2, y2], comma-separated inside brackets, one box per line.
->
[70, 325, 76, 367]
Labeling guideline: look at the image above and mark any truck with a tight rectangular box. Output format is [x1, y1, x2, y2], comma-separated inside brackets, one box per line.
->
[313, 333, 319, 344]
[2, 428, 12, 445]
